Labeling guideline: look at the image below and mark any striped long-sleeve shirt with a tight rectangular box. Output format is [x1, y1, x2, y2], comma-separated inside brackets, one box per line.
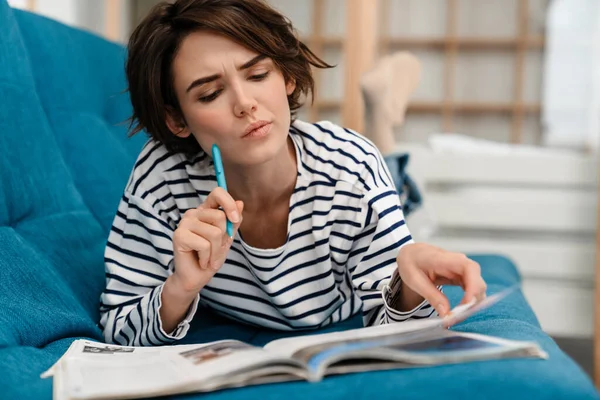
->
[100, 120, 436, 346]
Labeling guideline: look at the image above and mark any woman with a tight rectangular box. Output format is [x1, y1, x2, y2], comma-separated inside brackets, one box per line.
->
[100, 0, 486, 346]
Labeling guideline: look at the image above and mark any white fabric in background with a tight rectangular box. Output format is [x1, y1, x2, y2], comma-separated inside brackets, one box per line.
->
[6, 0, 28, 9]
[427, 133, 580, 157]
[542, 0, 600, 151]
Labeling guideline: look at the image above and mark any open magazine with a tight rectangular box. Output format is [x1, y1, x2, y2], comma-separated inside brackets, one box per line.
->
[44, 286, 547, 400]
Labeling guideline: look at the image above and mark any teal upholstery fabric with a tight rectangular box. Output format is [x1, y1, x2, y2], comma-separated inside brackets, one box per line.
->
[0, 1, 597, 399]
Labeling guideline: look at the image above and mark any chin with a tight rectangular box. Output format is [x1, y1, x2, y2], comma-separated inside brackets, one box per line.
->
[235, 144, 278, 166]
[234, 129, 288, 166]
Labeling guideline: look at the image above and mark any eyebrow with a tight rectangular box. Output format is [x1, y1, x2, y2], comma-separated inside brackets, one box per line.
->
[185, 55, 268, 93]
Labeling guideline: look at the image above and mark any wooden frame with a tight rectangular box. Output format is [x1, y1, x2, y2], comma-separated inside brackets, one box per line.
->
[307, 0, 324, 124]
[511, 0, 529, 143]
[442, 0, 458, 131]
[302, 0, 378, 133]
[377, 0, 544, 144]
[302, 0, 546, 143]
[104, 0, 121, 42]
[341, 0, 378, 132]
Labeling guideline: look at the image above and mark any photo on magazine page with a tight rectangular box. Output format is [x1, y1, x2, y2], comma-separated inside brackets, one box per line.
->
[388, 333, 503, 354]
[178, 341, 256, 365]
[82, 345, 135, 355]
[291, 328, 546, 376]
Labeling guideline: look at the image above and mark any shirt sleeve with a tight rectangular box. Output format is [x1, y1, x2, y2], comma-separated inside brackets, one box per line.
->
[381, 268, 441, 323]
[347, 184, 438, 326]
[99, 191, 200, 346]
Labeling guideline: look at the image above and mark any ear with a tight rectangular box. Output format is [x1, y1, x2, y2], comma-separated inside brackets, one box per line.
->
[285, 78, 296, 96]
[165, 107, 191, 138]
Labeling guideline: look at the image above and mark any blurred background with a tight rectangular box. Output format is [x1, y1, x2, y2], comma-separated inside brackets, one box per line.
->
[8, 0, 599, 376]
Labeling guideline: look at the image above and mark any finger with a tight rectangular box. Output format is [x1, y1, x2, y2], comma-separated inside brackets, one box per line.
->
[475, 278, 487, 302]
[210, 201, 244, 267]
[405, 269, 451, 317]
[184, 208, 237, 245]
[197, 238, 211, 270]
[173, 229, 211, 269]
[437, 252, 471, 274]
[179, 217, 224, 261]
[232, 200, 244, 235]
[200, 187, 240, 224]
[459, 260, 486, 305]
[193, 208, 228, 240]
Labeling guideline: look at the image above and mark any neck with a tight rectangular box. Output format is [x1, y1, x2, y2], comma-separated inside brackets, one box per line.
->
[224, 136, 297, 213]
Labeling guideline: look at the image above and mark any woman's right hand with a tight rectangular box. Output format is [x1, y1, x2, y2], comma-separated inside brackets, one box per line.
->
[170, 188, 244, 294]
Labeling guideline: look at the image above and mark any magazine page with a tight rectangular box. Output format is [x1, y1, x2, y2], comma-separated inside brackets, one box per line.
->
[264, 317, 441, 359]
[52, 340, 306, 400]
[42, 339, 204, 379]
[305, 329, 548, 381]
[378, 330, 549, 365]
[264, 285, 522, 380]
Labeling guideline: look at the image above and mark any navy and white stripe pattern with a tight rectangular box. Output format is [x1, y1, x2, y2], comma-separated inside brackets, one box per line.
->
[100, 120, 435, 346]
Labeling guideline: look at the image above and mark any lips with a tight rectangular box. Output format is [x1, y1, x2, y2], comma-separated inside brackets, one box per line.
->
[242, 120, 271, 138]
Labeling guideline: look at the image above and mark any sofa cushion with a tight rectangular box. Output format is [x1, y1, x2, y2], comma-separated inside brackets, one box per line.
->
[14, 9, 147, 233]
[2, 259, 598, 400]
[0, 0, 146, 353]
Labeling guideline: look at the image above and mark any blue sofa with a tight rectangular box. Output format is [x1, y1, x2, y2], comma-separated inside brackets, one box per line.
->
[0, 1, 598, 399]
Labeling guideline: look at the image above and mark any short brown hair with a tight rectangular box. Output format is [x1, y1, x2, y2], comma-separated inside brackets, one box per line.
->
[125, 0, 333, 156]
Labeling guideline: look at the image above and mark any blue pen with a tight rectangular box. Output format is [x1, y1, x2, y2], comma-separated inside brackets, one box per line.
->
[211, 144, 234, 238]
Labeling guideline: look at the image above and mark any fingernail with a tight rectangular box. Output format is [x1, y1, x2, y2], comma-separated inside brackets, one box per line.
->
[230, 211, 240, 223]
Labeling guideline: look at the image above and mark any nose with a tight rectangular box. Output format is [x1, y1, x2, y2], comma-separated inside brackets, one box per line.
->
[232, 85, 257, 118]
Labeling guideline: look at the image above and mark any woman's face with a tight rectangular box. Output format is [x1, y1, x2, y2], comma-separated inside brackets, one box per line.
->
[167, 30, 296, 165]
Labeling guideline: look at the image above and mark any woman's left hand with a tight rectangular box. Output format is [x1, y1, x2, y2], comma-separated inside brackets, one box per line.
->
[396, 243, 487, 317]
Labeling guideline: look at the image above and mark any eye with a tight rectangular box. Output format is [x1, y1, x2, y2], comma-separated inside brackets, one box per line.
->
[198, 89, 222, 103]
[249, 71, 269, 81]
